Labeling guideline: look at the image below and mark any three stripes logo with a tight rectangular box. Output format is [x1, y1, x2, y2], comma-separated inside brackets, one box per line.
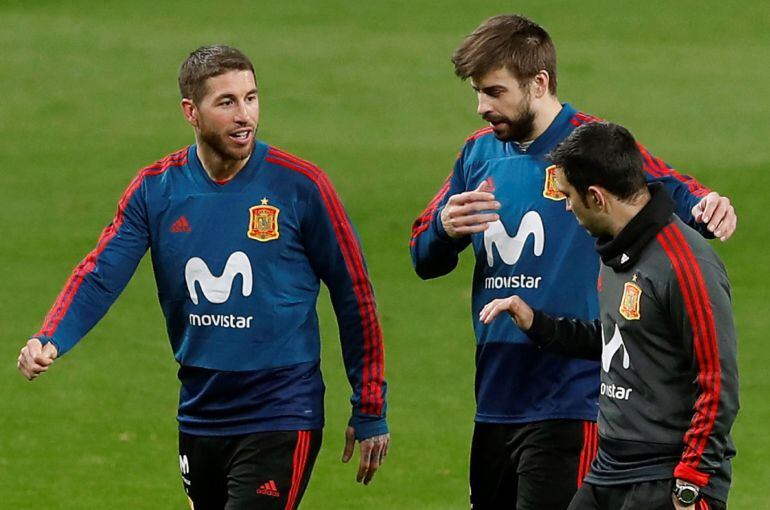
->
[256, 480, 281, 498]
[170, 215, 191, 233]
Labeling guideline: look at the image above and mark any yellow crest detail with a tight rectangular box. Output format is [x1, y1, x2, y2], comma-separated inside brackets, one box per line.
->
[248, 198, 280, 242]
[543, 165, 565, 201]
[619, 281, 642, 320]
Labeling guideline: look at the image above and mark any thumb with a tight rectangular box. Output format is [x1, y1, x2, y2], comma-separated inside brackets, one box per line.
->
[342, 426, 356, 463]
[42, 342, 58, 361]
[476, 179, 493, 193]
[508, 297, 533, 330]
[691, 198, 705, 222]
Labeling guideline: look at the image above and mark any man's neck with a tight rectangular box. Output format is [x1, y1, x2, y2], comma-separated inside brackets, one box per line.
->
[607, 191, 652, 238]
[196, 144, 251, 183]
[528, 95, 563, 142]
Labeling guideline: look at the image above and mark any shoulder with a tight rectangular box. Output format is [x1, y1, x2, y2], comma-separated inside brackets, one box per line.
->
[458, 126, 503, 167]
[465, 126, 495, 143]
[569, 111, 605, 128]
[654, 218, 727, 285]
[263, 145, 335, 191]
[122, 146, 190, 203]
[137, 146, 190, 181]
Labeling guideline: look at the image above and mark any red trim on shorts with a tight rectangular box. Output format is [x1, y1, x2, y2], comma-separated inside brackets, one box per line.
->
[284, 431, 311, 510]
[577, 421, 598, 487]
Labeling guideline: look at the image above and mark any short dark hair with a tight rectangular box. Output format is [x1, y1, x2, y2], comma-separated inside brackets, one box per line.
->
[547, 122, 646, 201]
[451, 14, 557, 94]
[178, 45, 256, 103]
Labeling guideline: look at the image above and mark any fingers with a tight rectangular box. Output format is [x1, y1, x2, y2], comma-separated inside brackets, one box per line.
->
[341, 426, 356, 463]
[17, 338, 56, 381]
[356, 434, 389, 485]
[441, 191, 501, 239]
[693, 193, 737, 241]
[479, 296, 534, 330]
[479, 298, 510, 324]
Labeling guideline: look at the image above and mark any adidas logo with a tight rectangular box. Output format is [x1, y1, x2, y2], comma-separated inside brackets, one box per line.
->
[171, 215, 191, 233]
[256, 480, 280, 498]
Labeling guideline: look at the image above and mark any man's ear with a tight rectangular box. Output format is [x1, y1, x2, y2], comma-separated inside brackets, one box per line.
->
[531, 70, 550, 99]
[587, 186, 607, 210]
[181, 98, 198, 128]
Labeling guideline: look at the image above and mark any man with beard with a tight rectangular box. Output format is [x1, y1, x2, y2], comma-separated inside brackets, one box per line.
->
[18, 45, 388, 510]
[409, 15, 737, 510]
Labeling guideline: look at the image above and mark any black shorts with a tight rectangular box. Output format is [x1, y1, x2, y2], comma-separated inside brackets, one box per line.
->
[179, 429, 322, 510]
[568, 480, 726, 510]
[470, 420, 597, 510]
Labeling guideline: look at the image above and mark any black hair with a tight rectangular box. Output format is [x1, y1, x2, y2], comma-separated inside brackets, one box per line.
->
[547, 122, 646, 201]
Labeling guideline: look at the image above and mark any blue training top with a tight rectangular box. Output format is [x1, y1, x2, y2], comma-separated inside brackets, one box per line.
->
[410, 103, 710, 424]
[35, 142, 387, 438]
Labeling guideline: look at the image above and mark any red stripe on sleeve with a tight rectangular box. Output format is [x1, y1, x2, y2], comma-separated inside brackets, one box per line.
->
[570, 114, 709, 199]
[466, 126, 494, 141]
[266, 148, 384, 416]
[410, 172, 452, 245]
[657, 224, 721, 485]
[410, 127, 493, 246]
[267, 149, 382, 415]
[638, 144, 710, 197]
[37, 148, 188, 338]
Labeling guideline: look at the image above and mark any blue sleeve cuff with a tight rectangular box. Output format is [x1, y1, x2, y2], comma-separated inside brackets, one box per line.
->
[349, 415, 389, 440]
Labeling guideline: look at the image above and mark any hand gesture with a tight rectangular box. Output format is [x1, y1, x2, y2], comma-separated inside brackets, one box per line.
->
[440, 181, 500, 238]
[479, 295, 534, 330]
[341, 426, 390, 485]
[691, 191, 736, 241]
[17, 338, 58, 380]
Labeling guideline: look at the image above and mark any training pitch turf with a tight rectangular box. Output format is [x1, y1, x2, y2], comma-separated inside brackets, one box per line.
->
[1, 1, 768, 508]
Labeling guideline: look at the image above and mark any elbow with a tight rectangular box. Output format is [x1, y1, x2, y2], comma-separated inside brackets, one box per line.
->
[413, 260, 439, 280]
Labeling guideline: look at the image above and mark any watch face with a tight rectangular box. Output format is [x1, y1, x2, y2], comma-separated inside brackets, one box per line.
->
[677, 487, 698, 505]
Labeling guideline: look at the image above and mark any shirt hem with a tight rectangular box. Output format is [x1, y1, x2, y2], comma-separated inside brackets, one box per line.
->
[178, 419, 324, 437]
[474, 411, 599, 424]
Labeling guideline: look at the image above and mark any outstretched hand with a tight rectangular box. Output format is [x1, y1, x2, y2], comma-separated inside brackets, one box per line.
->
[479, 295, 534, 330]
[691, 191, 736, 241]
[17, 338, 58, 380]
[341, 426, 390, 485]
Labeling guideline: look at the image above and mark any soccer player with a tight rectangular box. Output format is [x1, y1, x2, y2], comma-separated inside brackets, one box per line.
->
[17, 45, 389, 510]
[410, 15, 738, 510]
[479, 121, 739, 510]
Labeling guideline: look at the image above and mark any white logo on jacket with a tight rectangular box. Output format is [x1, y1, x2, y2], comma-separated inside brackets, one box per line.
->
[483, 211, 544, 267]
[184, 251, 254, 329]
[185, 251, 253, 305]
[601, 323, 630, 372]
[600, 324, 633, 400]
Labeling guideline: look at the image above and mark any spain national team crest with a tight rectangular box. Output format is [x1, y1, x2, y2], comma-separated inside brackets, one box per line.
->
[619, 281, 642, 320]
[543, 165, 565, 201]
[248, 198, 280, 242]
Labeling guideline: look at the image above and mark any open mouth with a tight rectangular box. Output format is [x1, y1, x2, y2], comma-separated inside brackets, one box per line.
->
[229, 129, 252, 143]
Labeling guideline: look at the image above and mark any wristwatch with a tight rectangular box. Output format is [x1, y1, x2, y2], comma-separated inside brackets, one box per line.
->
[673, 481, 700, 505]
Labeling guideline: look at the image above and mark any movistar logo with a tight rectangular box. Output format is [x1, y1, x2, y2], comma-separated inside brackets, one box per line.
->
[602, 323, 630, 373]
[185, 251, 253, 305]
[483, 211, 545, 267]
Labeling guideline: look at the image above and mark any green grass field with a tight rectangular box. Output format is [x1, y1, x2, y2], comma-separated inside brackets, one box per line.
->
[1, 1, 768, 508]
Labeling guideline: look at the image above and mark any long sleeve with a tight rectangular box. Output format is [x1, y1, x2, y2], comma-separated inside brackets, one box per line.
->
[638, 143, 713, 237]
[302, 171, 387, 440]
[409, 145, 472, 279]
[658, 223, 739, 487]
[526, 310, 603, 361]
[34, 172, 151, 355]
